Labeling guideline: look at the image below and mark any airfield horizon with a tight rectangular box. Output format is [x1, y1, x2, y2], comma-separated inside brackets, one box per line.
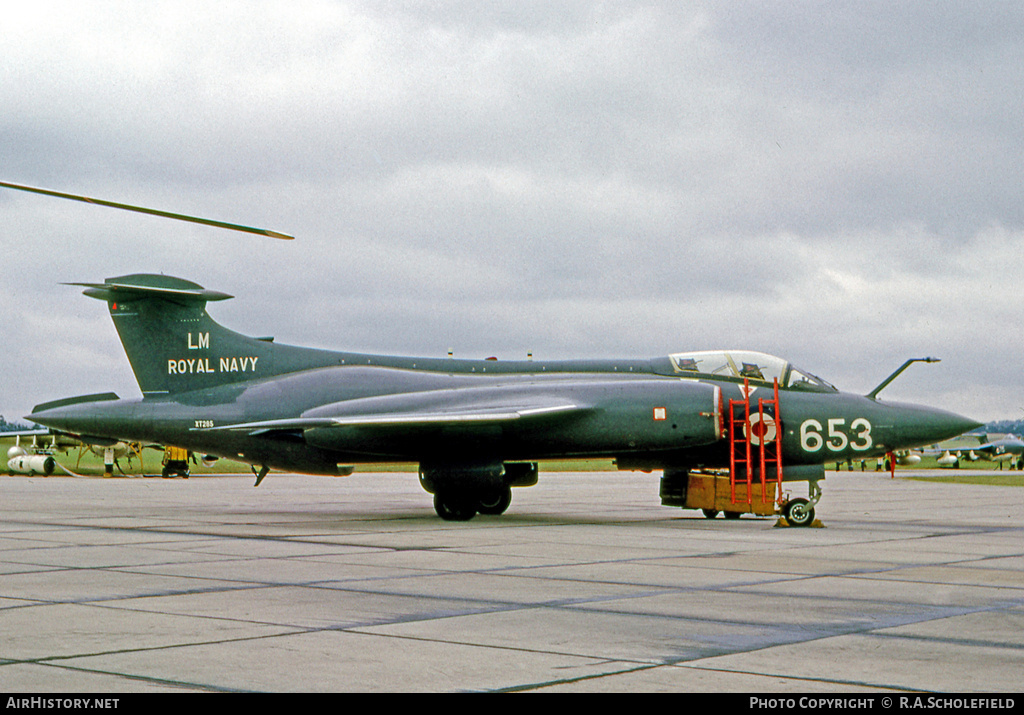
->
[4, 436, 1023, 487]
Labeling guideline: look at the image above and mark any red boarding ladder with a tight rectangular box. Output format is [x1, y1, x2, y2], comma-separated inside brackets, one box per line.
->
[728, 378, 784, 506]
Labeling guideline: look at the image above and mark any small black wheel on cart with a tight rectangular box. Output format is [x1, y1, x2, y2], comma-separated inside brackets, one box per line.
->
[783, 498, 814, 527]
[723, 511, 741, 520]
[701, 509, 719, 519]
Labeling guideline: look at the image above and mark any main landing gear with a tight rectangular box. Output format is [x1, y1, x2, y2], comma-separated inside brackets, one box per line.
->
[421, 462, 537, 521]
[433, 486, 513, 521]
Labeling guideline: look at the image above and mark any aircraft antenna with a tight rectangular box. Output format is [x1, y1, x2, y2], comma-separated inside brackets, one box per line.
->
[866, 357, 940, 399]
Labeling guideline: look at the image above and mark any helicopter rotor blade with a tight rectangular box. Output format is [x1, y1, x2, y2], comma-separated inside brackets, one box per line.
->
[0, 180, 293, 240]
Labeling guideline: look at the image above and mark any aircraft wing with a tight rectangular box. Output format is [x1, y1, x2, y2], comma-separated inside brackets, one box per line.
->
[0, 428, 51, 438]
[202, 399, 585, 436]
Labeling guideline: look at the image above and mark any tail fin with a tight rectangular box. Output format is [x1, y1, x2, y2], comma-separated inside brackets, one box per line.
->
[73, 274, 338, 396]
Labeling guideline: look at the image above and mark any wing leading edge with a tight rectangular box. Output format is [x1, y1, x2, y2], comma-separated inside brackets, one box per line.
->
[199, 402, 584, 436]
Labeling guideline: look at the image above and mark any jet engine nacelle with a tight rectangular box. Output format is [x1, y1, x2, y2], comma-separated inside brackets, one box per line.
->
[8, 454, 56, 475]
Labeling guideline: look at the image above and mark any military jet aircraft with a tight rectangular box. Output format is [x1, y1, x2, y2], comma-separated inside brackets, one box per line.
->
[4, 181, 980, 524]
[3, 427, 145, 476]
[25, 273, 980, 523]
[927, 434, 1024, 469]
[975, 435, 1024, 468]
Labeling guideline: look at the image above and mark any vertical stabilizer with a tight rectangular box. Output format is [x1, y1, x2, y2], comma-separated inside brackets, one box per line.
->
[71, 274, 336, 396]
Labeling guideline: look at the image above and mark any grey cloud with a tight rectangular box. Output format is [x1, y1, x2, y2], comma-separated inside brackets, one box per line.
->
[2, 2, 1023, 422]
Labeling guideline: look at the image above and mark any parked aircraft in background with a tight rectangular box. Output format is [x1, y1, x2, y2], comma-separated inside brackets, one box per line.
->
[927, 434, 1024, 469]
[973, 434, 1024, 468]
[4, 428, 141, 476]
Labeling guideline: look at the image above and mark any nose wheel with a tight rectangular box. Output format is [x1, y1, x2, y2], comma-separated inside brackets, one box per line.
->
[781, 480, 822, 527]
[782, 497, 815, 526]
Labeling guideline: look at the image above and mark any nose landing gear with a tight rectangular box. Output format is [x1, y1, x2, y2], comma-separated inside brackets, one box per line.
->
[780, 480, 822, 527]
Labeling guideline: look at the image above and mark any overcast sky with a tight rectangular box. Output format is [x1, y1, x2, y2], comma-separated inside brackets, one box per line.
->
[2, 1, 1023, 424]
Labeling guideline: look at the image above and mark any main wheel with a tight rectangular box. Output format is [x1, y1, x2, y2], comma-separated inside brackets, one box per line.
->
[476, 486, 512, 516]
[783, 498, 814, 527]
[434, 492, 477, 521]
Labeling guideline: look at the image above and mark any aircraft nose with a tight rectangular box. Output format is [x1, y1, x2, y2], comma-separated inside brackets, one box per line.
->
[891, 403, 982, 448]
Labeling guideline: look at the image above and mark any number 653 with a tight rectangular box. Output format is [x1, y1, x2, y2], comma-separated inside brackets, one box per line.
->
[799, 418, 873, 452]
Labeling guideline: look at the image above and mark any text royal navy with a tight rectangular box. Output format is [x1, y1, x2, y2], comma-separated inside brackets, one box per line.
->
[167, 332, 258, 375]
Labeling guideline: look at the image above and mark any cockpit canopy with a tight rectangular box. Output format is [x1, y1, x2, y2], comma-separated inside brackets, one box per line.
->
[667, 350, 837, 392]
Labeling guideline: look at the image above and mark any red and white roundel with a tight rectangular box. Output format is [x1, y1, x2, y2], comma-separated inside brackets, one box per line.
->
[745, 413, 777, 445]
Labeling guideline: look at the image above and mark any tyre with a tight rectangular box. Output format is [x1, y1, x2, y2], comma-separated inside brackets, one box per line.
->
[434, 492, 477, 521]
[476, 486, 512, 516]
[783, 498, 814, 527]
